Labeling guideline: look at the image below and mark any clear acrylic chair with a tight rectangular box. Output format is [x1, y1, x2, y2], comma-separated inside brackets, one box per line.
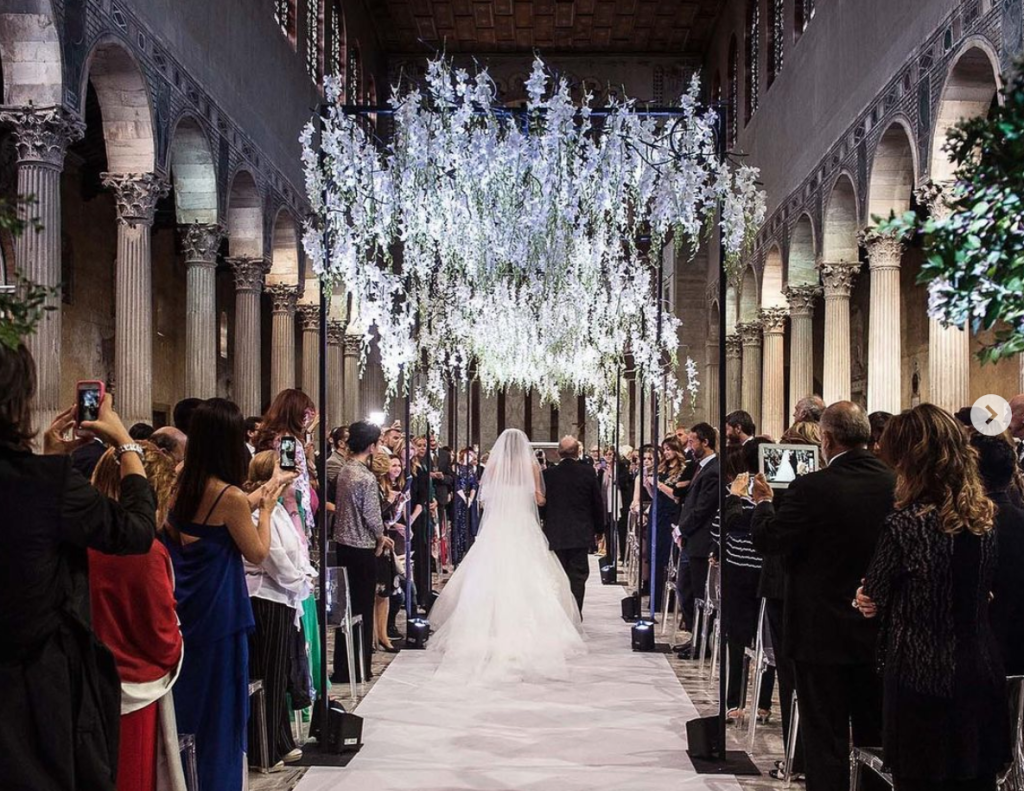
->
[248, 679, 269, 773]
[850, 746, 893, 789]
[178, 734, 198, 791]
[327, 565, 367, 699]
[746, 598, 776, 749]
[660, 545, 679, 637]
[1000, 675, 1024, 791]
[697, 563, 722, 676]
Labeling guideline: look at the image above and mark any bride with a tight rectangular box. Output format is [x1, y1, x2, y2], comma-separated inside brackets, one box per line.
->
[428, 428, 586, 681]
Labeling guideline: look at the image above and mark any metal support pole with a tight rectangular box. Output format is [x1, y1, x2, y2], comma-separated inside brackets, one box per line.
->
[404, 367, 414, 619]
[649, 255, 664, 623]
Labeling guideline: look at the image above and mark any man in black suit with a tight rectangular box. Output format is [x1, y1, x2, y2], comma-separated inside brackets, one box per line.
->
[675, 422, 720, 650]
[428, 435, 454, 535]
[542, 435, 605, 614]
[751, 401, 895, 791]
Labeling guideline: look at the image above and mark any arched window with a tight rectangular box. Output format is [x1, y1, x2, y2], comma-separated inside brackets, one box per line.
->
[767, 0, 784, 86]
[727, 35, 739, 149]
[745, 0, 760, 124]
[274, 0, 296, 44]
[330, 1, 345, 81]
[795, 0, 815, 37]
[306, 0, 323, 84]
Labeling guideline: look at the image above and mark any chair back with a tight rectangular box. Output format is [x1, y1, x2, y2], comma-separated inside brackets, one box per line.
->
[326, 565, 355, 627]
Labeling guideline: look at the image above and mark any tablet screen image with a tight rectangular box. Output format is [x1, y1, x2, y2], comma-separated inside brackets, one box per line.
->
[758, 443, 820, 489]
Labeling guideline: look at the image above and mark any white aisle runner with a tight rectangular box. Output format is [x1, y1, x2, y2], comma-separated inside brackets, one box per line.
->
[296, 559, 743, 791]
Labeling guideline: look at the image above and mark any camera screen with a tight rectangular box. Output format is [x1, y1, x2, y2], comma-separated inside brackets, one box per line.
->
[279, 436, 297, 470]
[77, 385, 101, 423]
[758, 443, 820, 489]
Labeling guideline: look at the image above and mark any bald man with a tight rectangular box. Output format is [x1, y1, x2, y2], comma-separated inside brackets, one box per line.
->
[1010, 395, 1024, 467]
[151, 426, 187, 465]
[541, 435, 605, 614]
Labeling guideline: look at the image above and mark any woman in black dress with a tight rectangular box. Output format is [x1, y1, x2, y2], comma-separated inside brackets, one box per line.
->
[857, 404, 1009, 791]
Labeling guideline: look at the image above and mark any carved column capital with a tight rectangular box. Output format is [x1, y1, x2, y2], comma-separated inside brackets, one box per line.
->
[101, 172, 170, 227]
[759, 306, 789, 335]
[860, 231, 904, 271]
[916, 181, 953, 222]
[737, 321, 763, 348]
[327, 320, 346, 345]
[818, 261, 861, 299]
[0, 106, 85, 167]
[785, 283, 822, 317]
[179, 223, 224, 265]
[227, 256, 270, 293]
[344, 334, 362, 355]
[725, 333, 743, 358]
[266, 283, 300, 314]
[297, 304, 321, 332]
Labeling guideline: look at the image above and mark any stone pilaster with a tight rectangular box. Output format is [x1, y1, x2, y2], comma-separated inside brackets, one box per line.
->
[704, 339, 720, 428]
[0, 107, 85, 433]
[818, 260, 861, 405]
[228, 257, 269, 417]
[725, 333, 743, 414]
[359, 332, 387, 419]
[862, 232, 904, 414]
[267, 284, 299, 398]
[785, 284, 821, 415]
[327, 320, 345, 429]
[343, 335, 362, 424]
[102, 172, 170, 426]
[918, 185, 971, 413]
[737, 321, 763, 429]
[760, 307, 789, 442]
[298, 304, 320, 411]
[180, 223, 223, 399]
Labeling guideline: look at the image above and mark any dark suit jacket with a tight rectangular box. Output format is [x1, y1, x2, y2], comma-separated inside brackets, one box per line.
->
[990, 490, 1024, 675]
[751, 448, 895, 665]
[429, 448, 454, 506]
[542, 458, 605, 551]
[678, 455, 721, 559]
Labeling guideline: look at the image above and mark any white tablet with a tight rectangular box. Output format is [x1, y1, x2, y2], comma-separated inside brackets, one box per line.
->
[758, 442, 820, 489]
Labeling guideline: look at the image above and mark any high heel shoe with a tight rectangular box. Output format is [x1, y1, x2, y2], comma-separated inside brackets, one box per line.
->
[757, 708, 771, 724]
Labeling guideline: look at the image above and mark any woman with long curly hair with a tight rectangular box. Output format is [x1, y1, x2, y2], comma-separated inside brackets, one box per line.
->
[857, 404, 1009, 791]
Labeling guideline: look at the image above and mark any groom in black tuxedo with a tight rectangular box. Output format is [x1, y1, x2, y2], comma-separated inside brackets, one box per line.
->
[542, 435, 605, 614]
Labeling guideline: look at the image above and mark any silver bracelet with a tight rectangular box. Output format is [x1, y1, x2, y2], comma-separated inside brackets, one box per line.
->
[114, 442, 145, 462]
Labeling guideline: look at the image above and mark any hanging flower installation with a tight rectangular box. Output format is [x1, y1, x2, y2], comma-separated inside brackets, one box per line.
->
[302, 56, 765, 423]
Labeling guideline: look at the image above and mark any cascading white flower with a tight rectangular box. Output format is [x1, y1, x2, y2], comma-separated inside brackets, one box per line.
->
[302, 57, 765, 429]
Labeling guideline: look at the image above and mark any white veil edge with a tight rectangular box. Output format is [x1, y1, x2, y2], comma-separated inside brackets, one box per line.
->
[478, 428, 544, 506]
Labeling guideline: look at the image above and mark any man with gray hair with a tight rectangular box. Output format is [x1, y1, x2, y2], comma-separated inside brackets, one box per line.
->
[751, 402, 895, 791]
[792, 394, 826, 425]
[151, 426, 187, 466]
[541, 435, 605, 614]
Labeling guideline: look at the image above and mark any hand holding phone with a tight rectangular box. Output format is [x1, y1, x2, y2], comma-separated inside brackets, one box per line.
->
[279, 436, 298, 471]
[75, 381, 105, 437]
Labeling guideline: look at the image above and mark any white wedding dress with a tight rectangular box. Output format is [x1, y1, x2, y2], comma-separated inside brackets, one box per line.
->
[428, 429, 586, 682]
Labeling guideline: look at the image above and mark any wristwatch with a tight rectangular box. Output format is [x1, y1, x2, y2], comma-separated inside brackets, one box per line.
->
[114, 442, 145, 462]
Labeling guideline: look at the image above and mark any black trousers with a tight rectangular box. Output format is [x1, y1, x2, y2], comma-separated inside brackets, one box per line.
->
[334, 545, 376, 680]
[412, 516, 433, 608]
[248, 597, 296, 765]
[689, 556, 710, 621]
[725, 636, 776, 710]
[555, 547, 590, 614]
[793, 660, 884, 791]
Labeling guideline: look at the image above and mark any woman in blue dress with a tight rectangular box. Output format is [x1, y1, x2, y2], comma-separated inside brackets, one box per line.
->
[163, 399, 293, 791]
[451, 447, 479, 566]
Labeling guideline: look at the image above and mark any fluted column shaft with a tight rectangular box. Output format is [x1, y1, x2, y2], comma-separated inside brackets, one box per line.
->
[760, 308, 788, 441]
[298, 305, 320, 411]
[103, 172, 170, 426]
[228, 257, 268, 417]
[1, 108, 84, 432]
[725, 334, 743, 413]
[267, 285, 299, 399]
[738, 322, 763, 429]
[819, 261, 861, 405]
[785, 284, 820, 413]
[704, 339, 720, 428]
[327, 321, 345, 429]
[929, 317, 970, 413]
[864, 235, 903, 413]
[343, 336, 361, 424]
[181, 223, 223, 399]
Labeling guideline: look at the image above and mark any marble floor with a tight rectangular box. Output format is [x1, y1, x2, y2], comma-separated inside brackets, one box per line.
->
[252, 560, 791, 791]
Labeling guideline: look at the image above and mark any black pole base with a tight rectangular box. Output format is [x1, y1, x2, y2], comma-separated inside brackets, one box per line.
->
[599, 561, 618, 585]
[631, 620, 656, 651]
[685, 716, 760, 775]
[620, 594, 641, 622]
[406, 617, 431, 649]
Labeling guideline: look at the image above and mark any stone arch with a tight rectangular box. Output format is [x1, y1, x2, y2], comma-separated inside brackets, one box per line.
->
[867, 118, 917, 222]
[823, 173, 860, 264]
[81, 38, 156, 173]
[0, 0, 62, 105]
[226, 168, 264, 258]
[930, 42, 1001, 184]
[708, 299, 721, 340]
[167, 114, 218, 225]
[789, 213, 817, 286]
[725, 283, 739, 333]
[269, 207, 300, 286]
[762, 245, 785, 308]
[739, 265, 759, 322]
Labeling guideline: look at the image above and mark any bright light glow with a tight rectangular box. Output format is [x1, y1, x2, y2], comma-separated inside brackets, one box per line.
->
[367, 411, 387, 426]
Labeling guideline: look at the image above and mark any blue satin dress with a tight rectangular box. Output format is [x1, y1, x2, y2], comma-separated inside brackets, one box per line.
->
[164, 500, 255, 791]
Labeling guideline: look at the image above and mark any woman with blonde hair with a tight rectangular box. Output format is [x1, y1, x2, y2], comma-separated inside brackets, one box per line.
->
[857, 404, 1009, 791]
[89, 442, 185, 791]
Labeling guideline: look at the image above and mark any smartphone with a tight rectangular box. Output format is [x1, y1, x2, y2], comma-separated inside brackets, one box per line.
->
[279, 435, 298, 471]
[75, 380, 105, 435]
[747, 477, 756, 497]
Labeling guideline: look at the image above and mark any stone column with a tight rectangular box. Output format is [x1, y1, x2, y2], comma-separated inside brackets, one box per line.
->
[785, 284, 820, 413]
[725, 334, 743, 413]
[738, 321, 763, 429]
[267, 284, 299, 398]
[227, 257, 269, 417]
[704, 339, 720, 428]
[760, 307, 788, 441]
[343, 335, 361, 423]
[818, 261, 861, 405]
[863, 233, 904, 414]
[326, 320, 345, 429]
[180, 223, 223, 399]
[1, 107, 84, 432]
[102, 172, 170, 427]
[297, 304, 320, 411]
